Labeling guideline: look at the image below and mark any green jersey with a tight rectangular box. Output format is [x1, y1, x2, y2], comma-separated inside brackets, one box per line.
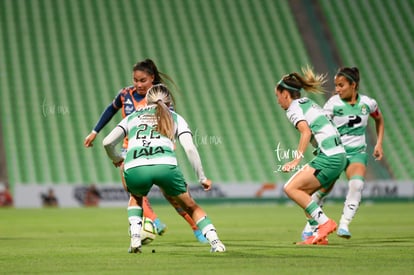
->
[286, 97, 345, 156]
[323, 94, 380, 154]
[118, 105, 191, 170]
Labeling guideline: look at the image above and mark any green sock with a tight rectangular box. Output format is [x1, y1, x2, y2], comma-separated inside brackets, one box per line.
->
[127, 206, 143, 218]
[305, 201, 329, 225]
[308, 218, 318, 226]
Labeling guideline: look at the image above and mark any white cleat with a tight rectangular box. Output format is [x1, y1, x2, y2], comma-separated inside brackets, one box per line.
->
[128, 234, 142, 253]
[210, 240, 226, 253]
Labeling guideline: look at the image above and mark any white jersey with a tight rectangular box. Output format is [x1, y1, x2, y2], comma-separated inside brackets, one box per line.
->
[118, 105, 191, 170]
[286, 97, 345, 156]
[323, 94, 380, 154]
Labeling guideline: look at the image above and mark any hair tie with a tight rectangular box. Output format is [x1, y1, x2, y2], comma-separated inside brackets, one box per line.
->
[277, 79, 301, 92]
[337, 72, 355, 83]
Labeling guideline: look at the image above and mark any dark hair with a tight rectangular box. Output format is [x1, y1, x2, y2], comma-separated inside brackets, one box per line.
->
[276, 66, 326, 99]
[133, 58, 177, 108]
[132, 58, 175, 85]
[336, 67, 360, 90]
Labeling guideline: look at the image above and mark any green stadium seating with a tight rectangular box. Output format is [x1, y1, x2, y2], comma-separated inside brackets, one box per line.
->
[0, 0, 312, 186]
[1, 0, 412, 189]
[320, 0, 414, 179]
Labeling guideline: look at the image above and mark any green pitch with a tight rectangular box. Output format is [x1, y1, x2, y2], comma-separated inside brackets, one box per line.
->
[1, 202, 414, 274]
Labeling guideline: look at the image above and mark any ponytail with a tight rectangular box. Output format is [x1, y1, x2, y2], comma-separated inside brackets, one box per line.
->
[146, 84, 174, 140]
[276, 65, 327, 98]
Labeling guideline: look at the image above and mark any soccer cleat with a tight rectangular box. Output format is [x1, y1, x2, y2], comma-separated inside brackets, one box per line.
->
[296, 235, 328, 245]
[128, 234, 142, 253]
[193, 229, 209, 243]
[210, 240, 226, 253]
[312, 219, 337, 244]
[301, 231, 313, 241]
[337, 228, 352, 239]
[153, 218, 167, 236]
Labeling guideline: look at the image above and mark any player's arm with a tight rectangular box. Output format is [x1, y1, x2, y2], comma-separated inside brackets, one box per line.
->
[371, 109, 384, 160]
[102, 125, 126, 166]
[84, 92, 123, 147]
[178, 132, 211, 190]
[84, 103, 120, 147]
[282, 120, 311, 172]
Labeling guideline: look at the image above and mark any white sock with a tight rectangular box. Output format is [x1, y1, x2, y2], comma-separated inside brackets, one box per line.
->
[312, 190, 329, 207]
[340, 178, 364, 227]
[305, 201, 329, 225]
[128, 216, 142, 236]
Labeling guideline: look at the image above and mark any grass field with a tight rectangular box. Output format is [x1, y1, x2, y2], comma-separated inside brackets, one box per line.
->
[1, 202, 414, 274]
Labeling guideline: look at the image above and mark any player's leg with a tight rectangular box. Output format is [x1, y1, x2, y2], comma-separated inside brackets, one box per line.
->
[283, 166, 334, 226]
[120, 165, 167, 236]
[338, 162, 366, 239]
[173, 192, 226, 252]
[142, 196, 167, 235]
[157, 165, 225, 252]
[127, 196, 144, 253]
[290, 153, 346, 244]
[301, 186, 332, 240]
[162, 191, 208, 243]
[124, 166, 155, 253]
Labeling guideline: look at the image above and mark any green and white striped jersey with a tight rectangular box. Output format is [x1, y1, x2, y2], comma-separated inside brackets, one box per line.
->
[286, 97, 345, 156]
[117, 105, 191, 170]
[323, 94, 380, 154]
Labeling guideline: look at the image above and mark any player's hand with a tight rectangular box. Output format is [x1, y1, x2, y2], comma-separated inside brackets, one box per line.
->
[113, 159, 124, 167]
[84, 132, 97, 147]
[282, 160, 299, 172]
[373, 144, 383, 160]
[200, 179, 212, 191]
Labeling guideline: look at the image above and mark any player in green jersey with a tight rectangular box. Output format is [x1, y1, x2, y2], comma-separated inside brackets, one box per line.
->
[275, 66, 347, 245]
[302, 67, 384, 240]
[102, 84, 226, 253]
[84, 59, 208, 245]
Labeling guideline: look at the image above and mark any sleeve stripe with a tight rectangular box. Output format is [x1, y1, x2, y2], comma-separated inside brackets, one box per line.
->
[178, 131, 192, 138]
[118, 125, 127, 137]
[294, 119, 306, 128]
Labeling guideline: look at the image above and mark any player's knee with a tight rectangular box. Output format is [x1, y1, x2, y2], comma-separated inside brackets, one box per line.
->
[283, 182, 294, 197]
[348, 178, 364, 193]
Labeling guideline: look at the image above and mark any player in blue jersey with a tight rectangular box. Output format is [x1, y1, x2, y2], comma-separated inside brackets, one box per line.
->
[274, 66, 347, 245]
[102, 84, 226, 253]
[302, 67, 384, 240]
[84, 59, 208, 246]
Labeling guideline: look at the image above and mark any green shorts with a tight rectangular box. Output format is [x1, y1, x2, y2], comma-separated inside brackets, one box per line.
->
[346, 151, 368, 167]
[309, 152, 347, 189]
[124, 164, 187, 197]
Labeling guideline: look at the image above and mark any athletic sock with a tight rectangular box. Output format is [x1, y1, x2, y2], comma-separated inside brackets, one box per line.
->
[340, 176, 364, 228]
[128, 206, 143, 236]
[312, 190, 329, 207]
[305, 201, 329, 225]
[196, 216, 219, 243]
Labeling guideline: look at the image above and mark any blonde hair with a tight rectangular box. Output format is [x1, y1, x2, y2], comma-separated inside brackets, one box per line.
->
[146, 84, 174, 140]
[276, 65, 327, 98]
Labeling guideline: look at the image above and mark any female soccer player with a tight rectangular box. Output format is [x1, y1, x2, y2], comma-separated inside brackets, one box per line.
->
[102, 84, 226, 253]
[302, 67, 384, 239]
[274, 66, 347, 245]
[84, 59, 207, 244]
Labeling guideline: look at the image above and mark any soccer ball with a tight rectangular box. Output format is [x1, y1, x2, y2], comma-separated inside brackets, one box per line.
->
[141, 217, 157, 245]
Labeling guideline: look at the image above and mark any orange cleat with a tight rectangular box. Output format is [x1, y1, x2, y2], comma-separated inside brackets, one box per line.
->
[296, 235, 328, 245]
[312, 219, 337, 244]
